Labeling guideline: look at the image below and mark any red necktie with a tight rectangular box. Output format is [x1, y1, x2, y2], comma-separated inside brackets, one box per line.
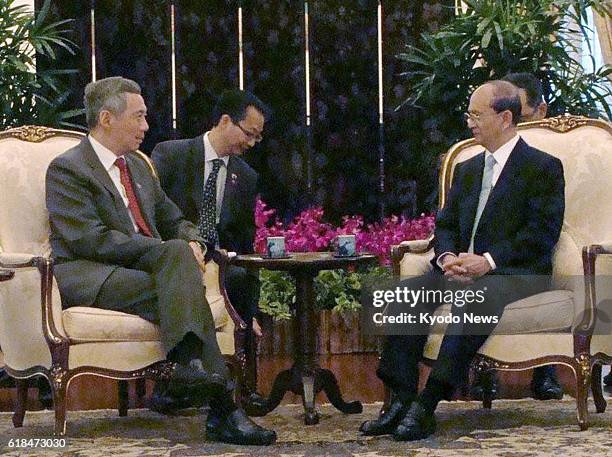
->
[114, 157, 153, 237]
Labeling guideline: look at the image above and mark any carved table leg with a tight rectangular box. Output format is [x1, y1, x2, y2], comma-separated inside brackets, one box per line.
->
[258, 267, 363, 423]
[263, 369, 293, 412]
[318, 368, 362, 414]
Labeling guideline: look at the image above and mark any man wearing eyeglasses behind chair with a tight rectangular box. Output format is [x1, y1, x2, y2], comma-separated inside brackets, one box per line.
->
[152, 89, 269, 414]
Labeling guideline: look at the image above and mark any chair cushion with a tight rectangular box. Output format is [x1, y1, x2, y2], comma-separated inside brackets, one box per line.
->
[422, 290, 574, 360]
[63, 294, 229, 344]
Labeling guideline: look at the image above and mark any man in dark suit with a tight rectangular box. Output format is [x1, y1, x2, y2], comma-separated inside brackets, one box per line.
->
[46, 77, 275, 445]
[470, 73, 563, 401]
[152, 89, 267, 408]
[360, 80, 565, 440]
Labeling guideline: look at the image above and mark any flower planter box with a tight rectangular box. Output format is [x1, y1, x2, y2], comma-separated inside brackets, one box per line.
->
[259, 310, 380, 356]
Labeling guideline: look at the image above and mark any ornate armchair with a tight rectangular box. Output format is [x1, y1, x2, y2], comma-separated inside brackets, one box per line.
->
[0, 126, 249, 435]
[390, 115, 612, 430]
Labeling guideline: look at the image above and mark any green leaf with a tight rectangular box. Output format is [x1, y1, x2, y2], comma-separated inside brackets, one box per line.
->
[481, 29, 493, 48]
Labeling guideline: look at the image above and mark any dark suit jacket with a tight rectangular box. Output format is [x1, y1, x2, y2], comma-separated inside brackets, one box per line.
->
[46, 137, 205, 306]
[433, 137, 565, 275]
[151, 135, 258, 254]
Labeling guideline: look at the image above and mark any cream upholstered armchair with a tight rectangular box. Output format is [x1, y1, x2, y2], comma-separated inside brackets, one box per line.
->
[390, 115, 612, 430]
[0, 126, 248, 436]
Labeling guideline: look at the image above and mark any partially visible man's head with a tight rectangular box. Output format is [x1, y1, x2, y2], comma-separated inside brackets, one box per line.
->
[502, 72, 547, 122]
[84, 77, 149, 155]
[466, 80, 521, 152]
[210, 89, 269, 156]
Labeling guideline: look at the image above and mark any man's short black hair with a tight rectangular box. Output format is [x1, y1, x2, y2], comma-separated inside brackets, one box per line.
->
[502, 72, 544, 109]
[211, 89, 269, 125]
[487, 80, 522, 126]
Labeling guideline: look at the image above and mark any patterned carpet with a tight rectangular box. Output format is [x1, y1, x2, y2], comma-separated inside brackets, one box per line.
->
[1, 398, 611, 456]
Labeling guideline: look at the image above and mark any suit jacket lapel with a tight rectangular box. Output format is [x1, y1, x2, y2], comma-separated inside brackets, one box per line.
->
[191, 135, 206, 216]
[477, 138, 526, 226]
[80, 138, 134, 232]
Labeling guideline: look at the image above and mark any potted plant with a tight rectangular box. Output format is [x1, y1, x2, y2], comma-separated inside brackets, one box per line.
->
[396, 0, 612, 163]
[0, 0, 80, 129]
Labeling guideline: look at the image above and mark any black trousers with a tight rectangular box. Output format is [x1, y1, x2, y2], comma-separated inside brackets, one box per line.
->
[377, 270, 545, 400]
[92, 239, 228, 379]
[224, 264, 260, 324]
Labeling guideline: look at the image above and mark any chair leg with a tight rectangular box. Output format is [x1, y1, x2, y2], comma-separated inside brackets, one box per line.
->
[12, 378, 28, 428]
[481, 371, 494, 410]
[574, 357, 591, 431]
[135, 378, 147, 408]
[118, 380, 129, 417]
[380, 385, 392, 416]
[591, 364, 607, 413]
[51, 374, 68, 436]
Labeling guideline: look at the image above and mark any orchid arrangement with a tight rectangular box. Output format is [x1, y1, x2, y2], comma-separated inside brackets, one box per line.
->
[254, 197, 435, 265]
[255, 197, 435, 319]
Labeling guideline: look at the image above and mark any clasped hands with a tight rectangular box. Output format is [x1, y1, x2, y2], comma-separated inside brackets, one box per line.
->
[441, 253, 491, 284]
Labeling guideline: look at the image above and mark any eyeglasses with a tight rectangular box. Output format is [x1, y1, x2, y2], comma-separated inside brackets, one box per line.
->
[463, 111, 501, 123]
[234, 122, 263, 142]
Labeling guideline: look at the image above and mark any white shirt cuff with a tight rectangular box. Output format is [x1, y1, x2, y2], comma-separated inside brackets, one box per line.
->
[483, 252, 496, 270]
[436, 252, 456, 269]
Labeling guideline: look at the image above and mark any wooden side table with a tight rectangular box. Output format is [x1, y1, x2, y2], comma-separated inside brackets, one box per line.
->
[233, 252, 376, 424]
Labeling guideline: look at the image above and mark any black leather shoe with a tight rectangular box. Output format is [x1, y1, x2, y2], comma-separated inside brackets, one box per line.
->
[167, 360, 227, 399]
[206, 408, 277, 445]
[470, 371, 498, 401]
[359, 399, 409, 436]
[603, 371, 612, 387]
[242, 391, 269, 417]
[532, 369, 563, 400]
[393, 402, 436, 441]
[149, 382, 197, 415]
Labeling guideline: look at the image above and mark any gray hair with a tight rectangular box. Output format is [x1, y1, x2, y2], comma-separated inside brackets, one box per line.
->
[84, 77, 141, 128]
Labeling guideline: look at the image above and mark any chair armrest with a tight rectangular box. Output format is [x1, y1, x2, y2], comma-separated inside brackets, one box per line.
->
[0, 252, 45, 268]
[598, 242, 612, 253]
[390, 235, 435, 276]
[576, 243, 612, 333]
[210, 250, 248, 331]
[0, 253, 68, 346]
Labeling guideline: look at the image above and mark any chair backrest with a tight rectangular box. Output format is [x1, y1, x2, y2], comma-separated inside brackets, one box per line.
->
[0, 126, 84, 369]
[0, 126, 84, 255]
[440, 115, 612, 273]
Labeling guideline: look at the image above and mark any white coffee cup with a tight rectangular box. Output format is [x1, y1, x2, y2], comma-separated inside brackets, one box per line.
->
[266, 236, 286, 258]
[336, 234, 356, 257]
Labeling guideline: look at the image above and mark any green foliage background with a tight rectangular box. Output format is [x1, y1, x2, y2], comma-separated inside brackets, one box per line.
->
[259, 266, 391, 320]
[0, 0, 81, 129]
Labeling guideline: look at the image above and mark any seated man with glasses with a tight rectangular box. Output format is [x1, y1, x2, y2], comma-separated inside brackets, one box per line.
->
[359, 80, 564, 441]
[152, 89, 268, 413]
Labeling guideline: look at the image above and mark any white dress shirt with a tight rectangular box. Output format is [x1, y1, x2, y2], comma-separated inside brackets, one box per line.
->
[88, 135, 139, 232]
[437, 134, 521, 271]
[203, 132, 230, 225]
